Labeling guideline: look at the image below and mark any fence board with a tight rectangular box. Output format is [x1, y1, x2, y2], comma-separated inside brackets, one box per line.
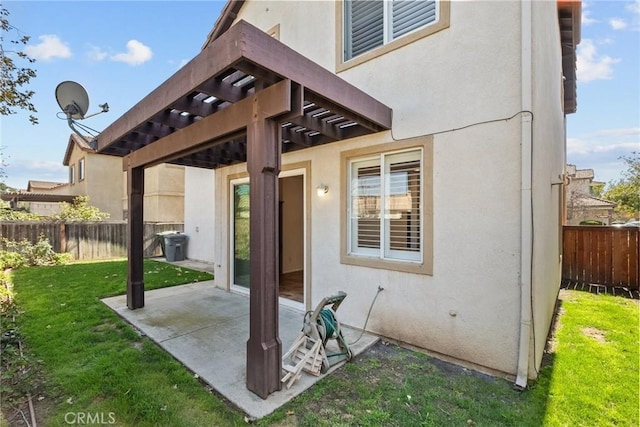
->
[1, 222, 183, 261]
[562, 226, 639, 290]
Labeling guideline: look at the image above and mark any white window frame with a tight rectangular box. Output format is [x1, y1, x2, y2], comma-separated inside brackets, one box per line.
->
[78, 158, 85, 181]
[69, 164, 75, 185]
[347, 148, 423, 263]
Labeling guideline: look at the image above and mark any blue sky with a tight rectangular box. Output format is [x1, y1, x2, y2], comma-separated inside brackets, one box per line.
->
[1, 0, 639, 190]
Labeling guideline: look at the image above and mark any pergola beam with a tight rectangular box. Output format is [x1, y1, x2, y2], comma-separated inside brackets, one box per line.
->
[237, 21, 392, 130]
[122, 80, 293, 170]
[97, 23, 247, 151]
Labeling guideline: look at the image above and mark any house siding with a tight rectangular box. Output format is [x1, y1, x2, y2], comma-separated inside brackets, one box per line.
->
[529, 0, 567, 375]
[184, 167, 216, 263]
[188, 0, 568, 379]
[66, 144, 123, 220]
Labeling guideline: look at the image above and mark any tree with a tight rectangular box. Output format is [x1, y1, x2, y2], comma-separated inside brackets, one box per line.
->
[604, 152, 640, 220]
[0, 5, 37, 125]
[590, 182, 605, 198]
[53, 196, 110, 222]
[0, 145, 7, 184]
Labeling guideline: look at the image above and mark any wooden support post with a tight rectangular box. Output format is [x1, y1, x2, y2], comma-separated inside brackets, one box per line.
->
[245, 113, 282, 399]
[127, 165, 145, 309]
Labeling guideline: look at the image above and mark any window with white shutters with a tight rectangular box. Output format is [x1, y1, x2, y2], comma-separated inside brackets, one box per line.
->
[344, 0, 439, 61]
[348, 149, 422, 262]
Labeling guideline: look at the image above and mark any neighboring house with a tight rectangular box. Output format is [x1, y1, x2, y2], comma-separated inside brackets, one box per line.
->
[63, 134, 123, 220]
[565, 164, 616, 225]
[122, 164, 186, 223]
[63, 134, 185, 222]
[5, 180, 72, 216]
[94, 0, 581, 398]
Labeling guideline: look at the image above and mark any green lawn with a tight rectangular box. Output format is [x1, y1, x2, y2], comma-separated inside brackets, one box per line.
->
[540, 291, 639, 426]
[2, 260, 243, 427]
[2, 260, 638, 426]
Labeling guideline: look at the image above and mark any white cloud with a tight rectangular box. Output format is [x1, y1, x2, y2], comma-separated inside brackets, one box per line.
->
[24, 35, 72, 61]
[86, 45, 108, 62]
[110, 40, 153, 66]
[567, 128, 638, 183]
[569, 127, 639, 154]
[567, 137, 638, 156]
[582, 10, 599, 26]
[627, 0, 640, 14]
[609, 18, 628, 30]
[595, 128, 640, 138]
[576, 39, 621, 82]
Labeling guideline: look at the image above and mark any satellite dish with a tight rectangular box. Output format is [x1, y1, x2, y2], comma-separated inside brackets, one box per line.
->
[55, 81, 90, 119]
[55, 81, 109, 148]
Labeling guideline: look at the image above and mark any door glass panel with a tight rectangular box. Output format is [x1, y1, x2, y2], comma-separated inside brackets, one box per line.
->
[233, 183, 250, 288]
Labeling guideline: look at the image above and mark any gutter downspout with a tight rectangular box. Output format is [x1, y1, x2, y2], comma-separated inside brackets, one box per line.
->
[516, 0, 534, 389]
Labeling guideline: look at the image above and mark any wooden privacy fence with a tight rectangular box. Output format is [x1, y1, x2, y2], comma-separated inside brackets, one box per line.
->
[562, 226, 639, 290]
[0, 222, 184, 260]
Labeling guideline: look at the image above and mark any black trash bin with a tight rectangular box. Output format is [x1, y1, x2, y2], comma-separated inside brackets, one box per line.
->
[163, 233, 188, 262]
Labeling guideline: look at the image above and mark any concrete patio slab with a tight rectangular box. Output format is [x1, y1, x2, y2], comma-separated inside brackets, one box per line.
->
[102, 280, 378, 419]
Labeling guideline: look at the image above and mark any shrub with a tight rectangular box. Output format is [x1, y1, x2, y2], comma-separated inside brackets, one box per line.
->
[53, 195, 110, 222]
[0, 269, 13, 314]
[0, 251, 24, 270]
[0, 208, 40, 221]
[0, 235, 73, 267]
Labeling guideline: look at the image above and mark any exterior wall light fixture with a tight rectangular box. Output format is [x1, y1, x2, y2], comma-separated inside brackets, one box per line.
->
[317, 184, 329, 197]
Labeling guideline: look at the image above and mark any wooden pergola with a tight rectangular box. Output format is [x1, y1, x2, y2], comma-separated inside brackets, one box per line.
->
[96, 20, 392, 399]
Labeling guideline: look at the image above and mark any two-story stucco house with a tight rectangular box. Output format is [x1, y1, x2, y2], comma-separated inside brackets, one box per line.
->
[63, 134, 186, 222]
[565, 163, 617, 225]
[96, 0, 581, 399]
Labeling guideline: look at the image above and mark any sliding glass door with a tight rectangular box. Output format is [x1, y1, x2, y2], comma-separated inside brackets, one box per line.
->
[232, 182, 250, 288]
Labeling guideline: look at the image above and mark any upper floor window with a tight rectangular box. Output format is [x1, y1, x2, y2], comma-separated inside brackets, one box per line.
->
[338, 0, 449, 71]
[79, 158, 85, 181]
[69, 165, 75, 185]
[344, 0, 439, 61]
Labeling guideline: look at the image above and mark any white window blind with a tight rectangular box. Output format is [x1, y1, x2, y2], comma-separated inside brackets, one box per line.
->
[349, 149, 422, 262]
[345, 0, 384, 60]
[344, 0, 439, 61]
[392, 0, 437, 39]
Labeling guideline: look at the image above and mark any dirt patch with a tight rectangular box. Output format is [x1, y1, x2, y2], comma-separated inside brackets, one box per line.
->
[581, 327, 607, 343]
[2, 395, 56, 427]
[274, 340, 502, 425]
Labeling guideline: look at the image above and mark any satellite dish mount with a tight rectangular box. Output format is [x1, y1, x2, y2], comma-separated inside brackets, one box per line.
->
[55, 81, 109, 149]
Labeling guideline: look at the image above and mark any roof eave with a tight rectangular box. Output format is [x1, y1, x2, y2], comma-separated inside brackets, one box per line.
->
[558, 0, 581, 114]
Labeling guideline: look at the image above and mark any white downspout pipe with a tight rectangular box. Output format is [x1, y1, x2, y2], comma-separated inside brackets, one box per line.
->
[516, 0, 534, 389]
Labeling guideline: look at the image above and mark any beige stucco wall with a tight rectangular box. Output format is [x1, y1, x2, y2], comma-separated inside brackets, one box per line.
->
[184, 167, 216, 263]
[529, 0, 566, 377]
[121, 164, 186, 223]
[214, 125, 523, 377]
[143, 164, 185, 223]
[67, 147, 123, 220]
[188, 0, 567, 379]
[27, 183, 70, 216]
